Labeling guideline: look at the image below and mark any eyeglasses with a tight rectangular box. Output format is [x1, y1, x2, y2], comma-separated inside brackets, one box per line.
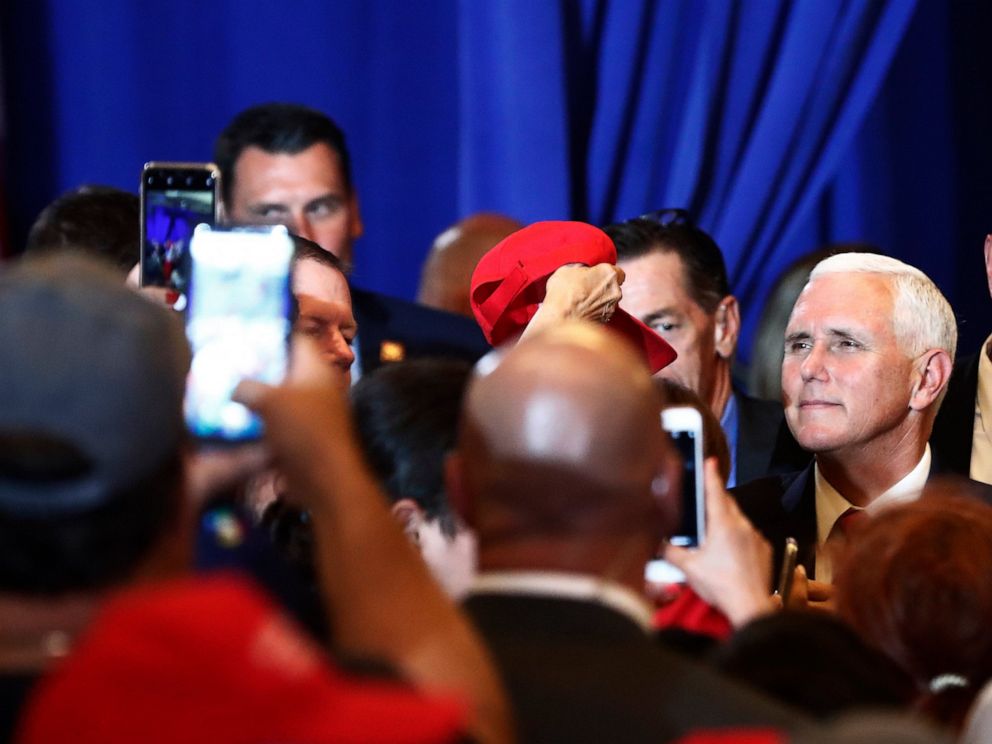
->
[637, 208, 692, 227]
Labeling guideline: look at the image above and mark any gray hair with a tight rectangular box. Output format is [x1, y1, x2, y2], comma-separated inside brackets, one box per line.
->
[808, 253, 957, 363]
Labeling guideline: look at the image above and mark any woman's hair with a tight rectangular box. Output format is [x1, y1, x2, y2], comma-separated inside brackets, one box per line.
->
[834, 483, 992, 730]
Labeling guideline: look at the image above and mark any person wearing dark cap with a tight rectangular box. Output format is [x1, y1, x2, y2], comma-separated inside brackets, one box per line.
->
[449, 322, 807, 743]
[605, 215, 808, 487]
[0, 254, 511, 743]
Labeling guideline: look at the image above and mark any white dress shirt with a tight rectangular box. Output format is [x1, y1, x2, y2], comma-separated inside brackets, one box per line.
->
[814, 445, 931, 583]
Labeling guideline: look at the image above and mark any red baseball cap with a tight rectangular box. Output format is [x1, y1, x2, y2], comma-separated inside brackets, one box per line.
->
[469, 221, 677, 373]
[17, 575, 465, 744]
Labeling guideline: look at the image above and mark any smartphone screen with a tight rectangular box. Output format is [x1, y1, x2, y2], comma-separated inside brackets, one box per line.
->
[183, 225, 293, 442]
[646, 407, 705, 585]
[669, 428, 702, 548]
[140, 163, 219, 296]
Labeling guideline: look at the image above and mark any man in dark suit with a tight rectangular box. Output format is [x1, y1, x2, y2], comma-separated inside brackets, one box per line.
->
[931, 234, 992, 482]
[215, 103, 491, 380]
[605, 215, 808, 487]
[733, 253, 965, 586]
[447, 322, 807, 743]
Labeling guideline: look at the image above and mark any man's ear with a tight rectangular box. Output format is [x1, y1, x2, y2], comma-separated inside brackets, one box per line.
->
[444, 451, 475, 530]
[348, 190, 364, 240]
[390, 499, 425, 544]
[714, 295, 741, 360]
[983, 234, 992, 301]
[910, 349, 953, 412]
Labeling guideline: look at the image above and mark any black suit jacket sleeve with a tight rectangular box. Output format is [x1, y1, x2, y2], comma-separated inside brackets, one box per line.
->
[930, 351, 980, 477]
[734, 391, 811, 487]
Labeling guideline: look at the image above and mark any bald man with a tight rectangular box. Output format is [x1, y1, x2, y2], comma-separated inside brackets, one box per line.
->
[448, 323, 806, 744]
[418, 213, 522, 316]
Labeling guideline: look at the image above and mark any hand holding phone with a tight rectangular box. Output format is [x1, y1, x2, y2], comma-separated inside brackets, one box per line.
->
[645, 407, 705, 584]
[661, 459, 777, 627]
[140, 162, 221, 298]
[183, 224, 294, 443]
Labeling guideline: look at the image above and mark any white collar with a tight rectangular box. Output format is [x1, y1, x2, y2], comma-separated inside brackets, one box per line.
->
[469, 570, 654, 633]
[815, 444, 932, 546]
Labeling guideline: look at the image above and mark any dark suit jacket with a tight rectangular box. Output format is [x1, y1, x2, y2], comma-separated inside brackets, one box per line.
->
[349, 287, 491, 376]
[732, 457, 992, 579]
[734, 391, 810, 487]
[930, 350, 981, 477]
[464, 592, 808, 743]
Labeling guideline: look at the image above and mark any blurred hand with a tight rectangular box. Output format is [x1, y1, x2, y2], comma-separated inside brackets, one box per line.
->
[664, 458, 777, 627]
[787, 565, 836, 614]
[184, 444, 269, 509]
[232, 337, 352, 506]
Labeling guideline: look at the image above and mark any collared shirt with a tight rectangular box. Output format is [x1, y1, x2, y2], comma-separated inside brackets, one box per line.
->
[720, 392, 740, 488]
[970, 334, 992, 485]
[813, 445, 931, 583]
[469, 570, 655, 633]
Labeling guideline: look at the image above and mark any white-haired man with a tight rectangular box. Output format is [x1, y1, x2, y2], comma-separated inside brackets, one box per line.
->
[734, 253, 991, 588]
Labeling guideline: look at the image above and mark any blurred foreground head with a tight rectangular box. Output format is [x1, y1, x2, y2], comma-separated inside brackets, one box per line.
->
[835, 484, 992, 731]
[0, 253, 190, 594]
[449, 321, 679, 583]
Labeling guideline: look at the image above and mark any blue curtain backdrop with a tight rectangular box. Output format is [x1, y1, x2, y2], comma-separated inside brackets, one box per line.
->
[3, 0, 990, 365]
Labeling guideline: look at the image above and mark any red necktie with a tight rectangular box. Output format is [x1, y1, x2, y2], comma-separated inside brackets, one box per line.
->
[834, 507, 869, 541]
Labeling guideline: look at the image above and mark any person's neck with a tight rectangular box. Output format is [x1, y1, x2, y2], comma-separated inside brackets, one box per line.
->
[477, 537, 650, 597]
[816, 428, 928, 507]
[707, 364, 734, 421]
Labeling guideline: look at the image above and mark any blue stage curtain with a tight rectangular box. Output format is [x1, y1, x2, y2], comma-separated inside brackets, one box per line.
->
[3, 0, 929, 360]
[457, 0, 918, 359]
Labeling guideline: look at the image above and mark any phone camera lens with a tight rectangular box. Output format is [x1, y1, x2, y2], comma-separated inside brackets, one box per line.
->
[166, 176, 174, 186]
[185, 176, 194, 186]
[205, 177, 213, 186]
[146, 176, 155, 185]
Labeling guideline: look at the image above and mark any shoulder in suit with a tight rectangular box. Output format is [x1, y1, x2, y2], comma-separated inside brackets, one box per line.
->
[734, 390, 810, 487]
[349, 286, 491, 376]
[464, 593, 808, 743]
[731, 464, 818, 580]
[931, 350, 981, 477]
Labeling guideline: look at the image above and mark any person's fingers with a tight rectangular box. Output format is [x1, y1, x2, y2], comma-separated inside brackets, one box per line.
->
[788, 564, 808, 608]
[613, 265, 625, 286]
[662, 543, 692, 571]
[231, 378, 272, 411]
[806, 579, 835, 603]
[701, 457, 730, 526]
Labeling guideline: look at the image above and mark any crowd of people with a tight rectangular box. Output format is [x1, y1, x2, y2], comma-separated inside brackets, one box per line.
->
[3, 101, 992, 743]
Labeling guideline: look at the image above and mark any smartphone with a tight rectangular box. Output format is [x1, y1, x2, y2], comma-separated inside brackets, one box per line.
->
[645, 406, 706, 584]
[776, 537, 799, 604]
[183, 224, 294, 443]
[140, 162, 221, 297]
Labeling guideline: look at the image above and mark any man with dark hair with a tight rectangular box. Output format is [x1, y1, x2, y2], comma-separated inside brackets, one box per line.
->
[291, 236, 357, 381]
[215, 103, 491, 379]
[352, 358, 476, 597]
[215, 103, 363, 265]
[605, 215, 806, 487]
[25, 185, 140, 274]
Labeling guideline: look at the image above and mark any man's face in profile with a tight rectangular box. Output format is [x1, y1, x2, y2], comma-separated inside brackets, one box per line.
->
[292, 257, 357, 385]
[229, 143, 363, 265]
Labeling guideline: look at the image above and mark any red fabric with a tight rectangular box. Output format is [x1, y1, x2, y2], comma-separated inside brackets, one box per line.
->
[16, 575, 465, 744]
[652, 584, 733, 641]
[835, 506, 868, 540]
[470, 220, 677, 373]
[673, 729, 785, 744]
